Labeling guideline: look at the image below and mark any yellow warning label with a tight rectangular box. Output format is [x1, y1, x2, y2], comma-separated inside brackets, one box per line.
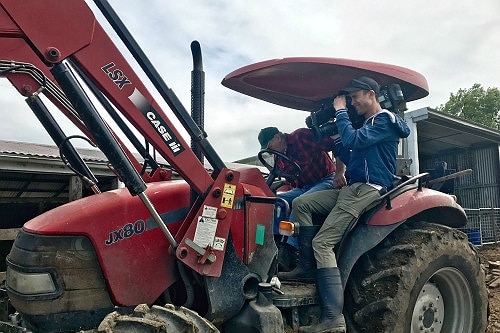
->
[221, 183, 236, 208]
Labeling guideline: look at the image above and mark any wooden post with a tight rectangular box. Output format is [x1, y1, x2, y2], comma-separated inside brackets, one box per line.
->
[491, 207, 498, 243]
[69, 176, 83, 202]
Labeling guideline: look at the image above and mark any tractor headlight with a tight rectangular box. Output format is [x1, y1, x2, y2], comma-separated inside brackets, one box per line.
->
[7, 267, 56, 295]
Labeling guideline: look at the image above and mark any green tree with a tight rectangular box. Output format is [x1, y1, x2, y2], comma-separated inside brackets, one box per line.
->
[436, 83, 500, 130]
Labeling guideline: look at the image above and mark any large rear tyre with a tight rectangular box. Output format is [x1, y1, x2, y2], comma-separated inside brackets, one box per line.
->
[345, 221, 488, 333]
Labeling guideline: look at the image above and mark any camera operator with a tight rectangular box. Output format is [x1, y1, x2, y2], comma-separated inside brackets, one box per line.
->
[280, 76, 410, 333]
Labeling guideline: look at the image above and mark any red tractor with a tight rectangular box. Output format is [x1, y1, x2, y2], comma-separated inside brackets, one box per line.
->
[0, 1, 488, 332]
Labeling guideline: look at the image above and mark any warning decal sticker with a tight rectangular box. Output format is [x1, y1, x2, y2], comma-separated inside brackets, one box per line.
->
[221, 183, 236, 208]
[193, 216, 218, 248]
[202, 205, 218, 218]
[213, 237, 226, 251]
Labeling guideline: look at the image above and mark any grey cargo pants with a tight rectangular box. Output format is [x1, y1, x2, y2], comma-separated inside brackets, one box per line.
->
[292, 182, 381, 268]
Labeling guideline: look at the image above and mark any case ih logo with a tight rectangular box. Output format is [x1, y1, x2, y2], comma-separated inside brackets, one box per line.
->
[128, 88, 185, 156]
[101, 62, 132, 89]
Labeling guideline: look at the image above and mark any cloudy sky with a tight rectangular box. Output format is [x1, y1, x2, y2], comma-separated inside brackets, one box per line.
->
[0, 0, 498, 163]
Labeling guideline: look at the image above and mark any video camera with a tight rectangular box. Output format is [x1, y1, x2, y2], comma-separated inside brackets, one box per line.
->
[305, 102, 339, 142]
[305, 95, 363, 142]
[305, 83, 406, 142]
[377, 83, 407, 116]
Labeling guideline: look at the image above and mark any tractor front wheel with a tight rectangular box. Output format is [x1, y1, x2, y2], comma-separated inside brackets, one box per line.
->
[98, 304, 219, 333]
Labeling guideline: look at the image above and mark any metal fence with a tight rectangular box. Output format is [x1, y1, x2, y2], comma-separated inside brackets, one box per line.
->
[460, 208, 500, 246]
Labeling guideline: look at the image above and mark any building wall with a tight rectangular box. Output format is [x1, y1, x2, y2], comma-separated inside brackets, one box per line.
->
[420, 144, 500, 209]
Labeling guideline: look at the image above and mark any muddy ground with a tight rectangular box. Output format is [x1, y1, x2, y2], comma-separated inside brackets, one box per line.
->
[479, 243, 500, 333]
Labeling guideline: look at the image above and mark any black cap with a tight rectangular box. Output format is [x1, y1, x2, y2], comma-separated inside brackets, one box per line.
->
[340, 76, 380, 94]
[258, 127, 279, 150]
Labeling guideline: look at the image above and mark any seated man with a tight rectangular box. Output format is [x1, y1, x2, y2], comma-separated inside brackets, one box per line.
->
[280, 77, 411, 333]
[257, 126, 346, 271]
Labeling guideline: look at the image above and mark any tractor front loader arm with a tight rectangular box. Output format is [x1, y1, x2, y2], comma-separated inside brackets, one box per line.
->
[0, 0, 240, 277]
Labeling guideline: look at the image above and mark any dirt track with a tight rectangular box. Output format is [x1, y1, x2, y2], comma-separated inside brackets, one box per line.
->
[479, 243, 500, 333]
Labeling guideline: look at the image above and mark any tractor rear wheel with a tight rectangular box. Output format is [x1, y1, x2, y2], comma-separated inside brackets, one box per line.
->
[345, 221, 488, 333]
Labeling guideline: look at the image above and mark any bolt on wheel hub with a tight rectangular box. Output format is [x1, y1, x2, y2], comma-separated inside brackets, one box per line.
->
[411, 283, 444, 332]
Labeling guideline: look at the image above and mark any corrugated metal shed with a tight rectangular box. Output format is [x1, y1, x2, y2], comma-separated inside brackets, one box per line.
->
[0, 140, 117, 212]
[417, 110, 500, 209]
[0, 140, 264, 200]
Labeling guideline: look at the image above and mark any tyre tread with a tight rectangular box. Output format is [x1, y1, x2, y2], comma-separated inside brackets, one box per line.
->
[345, 221, 488, 333]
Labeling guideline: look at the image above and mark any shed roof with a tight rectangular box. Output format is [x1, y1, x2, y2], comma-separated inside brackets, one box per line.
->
[0, 140, 107, 163]
[418, 109, 500, 157]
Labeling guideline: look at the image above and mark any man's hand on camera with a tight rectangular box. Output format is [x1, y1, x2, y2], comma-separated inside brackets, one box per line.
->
[333, 95, 347, 111]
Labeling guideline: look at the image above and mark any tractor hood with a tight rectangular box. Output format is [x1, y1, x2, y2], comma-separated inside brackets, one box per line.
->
[221, 57, 429, 111]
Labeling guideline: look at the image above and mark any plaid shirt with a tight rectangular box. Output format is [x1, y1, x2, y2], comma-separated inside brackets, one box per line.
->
[276, 128, 337, 188]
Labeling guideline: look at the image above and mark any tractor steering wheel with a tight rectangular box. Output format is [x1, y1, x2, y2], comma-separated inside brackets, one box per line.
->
[258, 148, 302, 187]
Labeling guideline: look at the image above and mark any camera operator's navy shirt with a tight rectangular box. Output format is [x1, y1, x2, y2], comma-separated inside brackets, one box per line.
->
[334, 109, 410, 189]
